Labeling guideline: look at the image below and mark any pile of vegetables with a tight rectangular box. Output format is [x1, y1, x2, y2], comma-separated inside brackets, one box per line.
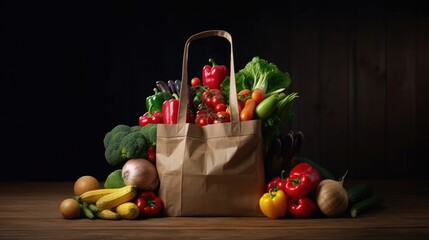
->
[220, 56, 298, 147]
[217, 57, 299, 180]
[260, 158, 385, 219]
[102, 56, 302, 218]
[62, 55, 385, 220]
[92, 56, 300, 219]
[60, 121, 164, 220]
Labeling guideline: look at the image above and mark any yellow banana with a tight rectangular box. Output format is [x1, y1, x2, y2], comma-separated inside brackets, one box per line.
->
[96, 209, 120, 220]
[96, 185, 136, 210]
[80, 188, 120, 204]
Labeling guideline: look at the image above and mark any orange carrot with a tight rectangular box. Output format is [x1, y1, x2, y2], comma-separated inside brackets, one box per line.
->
[237, 89, 251, 110]
[251, 88, 265, 105]
[238, 89, 251, 102]
[238, 89, 252, 97]
[240, 99, 256, 121]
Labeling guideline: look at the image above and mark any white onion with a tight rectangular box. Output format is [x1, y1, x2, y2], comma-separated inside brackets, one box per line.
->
[316, 171, 349, 217]
[122, 158, 159, 191]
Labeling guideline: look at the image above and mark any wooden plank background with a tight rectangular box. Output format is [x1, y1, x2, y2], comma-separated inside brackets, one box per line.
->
[286, 0, 428, 180]
[1, 0, 428, 181]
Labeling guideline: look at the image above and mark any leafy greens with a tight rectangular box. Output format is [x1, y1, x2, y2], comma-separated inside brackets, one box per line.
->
[221, 56, 291, 98]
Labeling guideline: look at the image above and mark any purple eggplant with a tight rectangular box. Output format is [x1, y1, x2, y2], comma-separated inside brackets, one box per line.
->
[167, 80, 177, 94]
[156, 80, 171, 95]
[174, 79, 181, 95]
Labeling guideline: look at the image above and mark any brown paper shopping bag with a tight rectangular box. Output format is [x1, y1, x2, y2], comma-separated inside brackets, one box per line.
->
[156, 30, 266, 216]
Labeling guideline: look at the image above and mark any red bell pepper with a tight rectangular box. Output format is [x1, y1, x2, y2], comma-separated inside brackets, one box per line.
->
[162, 94, 195, 124]
[138, 111, 163, 127]
[135, 191, 163, 217]
[267, 169, 288, 193]
[202, 58, 228, 90]
[284, 162, 321, 199]
[288, 197, 318, 218]
[162, 94, 179, 124]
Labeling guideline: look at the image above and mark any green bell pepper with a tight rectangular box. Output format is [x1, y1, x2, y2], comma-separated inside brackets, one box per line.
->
[146, 88, 172, 114]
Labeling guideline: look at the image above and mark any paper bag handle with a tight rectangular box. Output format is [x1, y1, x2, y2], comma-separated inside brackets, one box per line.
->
[178, 30, 240, 133]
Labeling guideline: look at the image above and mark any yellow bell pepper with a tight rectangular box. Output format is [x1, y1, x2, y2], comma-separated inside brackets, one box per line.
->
[259, 189, 288, 219]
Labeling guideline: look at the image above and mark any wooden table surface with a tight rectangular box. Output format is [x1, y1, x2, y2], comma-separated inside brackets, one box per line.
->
[1, 180, 428, 240]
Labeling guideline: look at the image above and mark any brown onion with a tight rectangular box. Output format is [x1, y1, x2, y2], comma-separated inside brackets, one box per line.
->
[316, 171, 349, 217]
[122, 158, 159, 191]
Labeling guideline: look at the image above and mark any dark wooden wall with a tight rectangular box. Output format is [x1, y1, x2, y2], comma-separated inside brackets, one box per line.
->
[2, 0, 428, 181]
[287, 1, 429, 180]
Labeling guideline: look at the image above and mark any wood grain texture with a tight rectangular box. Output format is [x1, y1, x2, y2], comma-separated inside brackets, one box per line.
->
[290, 2, 322, 164]
[286, 0, 428, 180]
[415, 2, 429, 180]
[2, 1, 428, 183]
[0, 181, 428, 240]
[386, 0, 417, 179]
[354, 2, 387, 179]
[318, 1, 351, 178]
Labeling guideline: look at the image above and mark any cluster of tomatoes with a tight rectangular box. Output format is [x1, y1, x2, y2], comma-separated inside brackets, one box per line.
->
[190, 77, 231, 127]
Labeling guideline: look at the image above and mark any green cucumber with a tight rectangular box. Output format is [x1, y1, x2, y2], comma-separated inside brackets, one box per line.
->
[350, 195, 384, 218]
[347, 183, 373, 206]
[297, 157, 336, 180]
[255, 94, 280, 120]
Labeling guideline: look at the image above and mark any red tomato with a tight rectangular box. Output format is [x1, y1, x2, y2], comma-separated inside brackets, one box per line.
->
[214, 111, 230, 123]
[210, 88, 223, 95]
[211, 95, 225, 107]
[186, 108, 195, 123]
[215, 103, 227, 112]
[147, 151, 156, 163]
[201, 90, 211, 100]
[195, 115, 209, 127]
[203, 95, 212, 106]
[201, 90, 212, 106]
[191, 77, 201, 87]
[196, 109, 208, 116]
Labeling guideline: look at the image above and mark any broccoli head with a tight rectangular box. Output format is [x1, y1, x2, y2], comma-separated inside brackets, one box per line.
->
[140, 123, 157, 146]
[130, 125, 141, 132]
[104, 130, 130, 166]
[103, 124, 131, 148]
[119, 131, 148, 160]
[103, 124, 153, 166]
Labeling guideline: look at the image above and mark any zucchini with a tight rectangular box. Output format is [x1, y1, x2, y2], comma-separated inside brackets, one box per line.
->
[80, 202, 95, 219]
[297, 157, 336, 180]
[350, 195, 384, 218]
[347, 183, 373, 206]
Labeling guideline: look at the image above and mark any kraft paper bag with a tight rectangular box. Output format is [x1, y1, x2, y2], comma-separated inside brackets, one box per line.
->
[156, 30, 266, 216]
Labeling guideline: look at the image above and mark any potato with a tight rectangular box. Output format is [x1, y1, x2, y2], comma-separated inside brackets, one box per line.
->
[59, 198, 81, 219]
[74, 175, 100, 196]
